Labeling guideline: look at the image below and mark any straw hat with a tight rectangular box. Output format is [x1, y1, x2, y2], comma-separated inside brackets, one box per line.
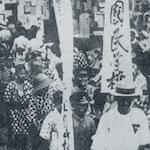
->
[33, 73, 54, 94]
[111, 81, 138, 97]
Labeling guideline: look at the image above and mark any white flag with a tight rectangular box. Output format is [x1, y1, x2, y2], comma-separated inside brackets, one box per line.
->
[53, 0, 74, 150]
[101, 0, 134, 93]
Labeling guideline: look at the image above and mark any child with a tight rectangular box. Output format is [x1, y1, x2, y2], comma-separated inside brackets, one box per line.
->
[40, 91, 63, 150]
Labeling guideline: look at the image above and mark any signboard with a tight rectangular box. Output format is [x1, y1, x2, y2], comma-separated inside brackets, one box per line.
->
[53, 0, 74, 150]
[43, 0, 49, 20]
[79, 12, 90, 38]
[101, 0, 134, 92]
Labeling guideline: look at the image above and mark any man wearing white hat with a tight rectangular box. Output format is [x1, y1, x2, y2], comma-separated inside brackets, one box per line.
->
[91, 84, 150, 150]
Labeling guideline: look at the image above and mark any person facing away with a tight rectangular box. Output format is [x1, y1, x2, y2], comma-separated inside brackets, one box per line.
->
[91, 85, 150, 150]
[39, 91, 63, 150]
[70, 91, 96, 150]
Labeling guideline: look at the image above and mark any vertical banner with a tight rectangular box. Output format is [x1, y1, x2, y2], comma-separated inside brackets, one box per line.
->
[53, 0, 74, 150]
[101, 0, 134, 93]
[79, 12, 90, 38]
[43, 0, 50, 20]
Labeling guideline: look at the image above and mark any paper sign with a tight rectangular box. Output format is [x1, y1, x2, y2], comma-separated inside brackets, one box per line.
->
[53, 0, 74, 150]
[101, 0, 134, 93]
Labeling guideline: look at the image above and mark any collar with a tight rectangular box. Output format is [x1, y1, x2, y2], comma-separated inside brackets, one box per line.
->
[73, 112, 84, 122]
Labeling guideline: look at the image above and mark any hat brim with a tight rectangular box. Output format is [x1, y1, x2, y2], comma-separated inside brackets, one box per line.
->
[110, 90, 138, 97]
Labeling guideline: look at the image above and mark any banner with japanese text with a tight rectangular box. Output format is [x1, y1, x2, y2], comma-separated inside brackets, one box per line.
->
[53, 0, 74, 150]
[101, 0, 134, 92]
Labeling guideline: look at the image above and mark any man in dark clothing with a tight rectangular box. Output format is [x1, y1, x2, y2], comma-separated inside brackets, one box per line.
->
[70, 91, 96, 150]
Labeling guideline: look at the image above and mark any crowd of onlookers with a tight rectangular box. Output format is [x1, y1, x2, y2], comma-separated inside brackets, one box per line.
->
[0, 15, 66, 149]
[0, 15, 100, 150]
[0, 3, 150, 148]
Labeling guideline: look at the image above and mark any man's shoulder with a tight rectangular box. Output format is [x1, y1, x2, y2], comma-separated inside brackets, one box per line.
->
[131, 107, 146, 117]
[103, 107, 145, 116]
[102, 108, 118, 117]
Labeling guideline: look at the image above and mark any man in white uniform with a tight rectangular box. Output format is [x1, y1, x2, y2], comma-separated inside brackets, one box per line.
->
[91, 86, 150, 150]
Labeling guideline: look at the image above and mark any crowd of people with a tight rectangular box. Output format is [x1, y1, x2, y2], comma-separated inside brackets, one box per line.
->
[0, 2, 150, 149]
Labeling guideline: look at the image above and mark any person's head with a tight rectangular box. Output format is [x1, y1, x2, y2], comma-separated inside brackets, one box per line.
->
[53, 91, 63, 113]
[70, 91, 90, 118]
[111, 81, 138, 114]
[32, 73, 53, 96]
[29, 60, 43, 76]
[115, 96, 135, 114]
[7, 16, 16, 25]
[112, 85, 137, 114]
[15, 64, 27, 82]
[73, 69, 89, 90]
[15, 21, 22, 30]
[15, 48, 26, 62]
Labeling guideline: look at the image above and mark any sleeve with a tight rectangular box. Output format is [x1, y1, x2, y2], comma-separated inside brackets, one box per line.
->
[39, 113, 52, 140]
[138, 111, 150, 146]
[91, 114, 109, 150]
[90, 118, 96, 136]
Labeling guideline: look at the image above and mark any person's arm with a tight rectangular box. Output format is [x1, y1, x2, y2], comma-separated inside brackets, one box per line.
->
[90, 118, 96, 136]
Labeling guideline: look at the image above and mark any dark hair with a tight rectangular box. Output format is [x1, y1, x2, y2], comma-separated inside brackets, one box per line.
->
[70, 91, 90, 105]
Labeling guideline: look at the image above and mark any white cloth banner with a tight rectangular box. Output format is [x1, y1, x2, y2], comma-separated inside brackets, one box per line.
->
[53, 0, 74, 150]
[101, 0, 134, 93]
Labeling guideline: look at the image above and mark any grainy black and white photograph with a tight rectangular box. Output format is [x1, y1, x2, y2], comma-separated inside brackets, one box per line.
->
[0, 0, 150, 150]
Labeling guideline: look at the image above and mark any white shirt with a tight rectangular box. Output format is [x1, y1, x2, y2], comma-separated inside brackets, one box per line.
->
[11, 35, 29, 54]
[91, 108, 150, 150]
[40, 109, 63, 150]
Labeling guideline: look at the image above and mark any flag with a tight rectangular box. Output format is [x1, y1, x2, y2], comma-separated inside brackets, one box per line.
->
[101, 0, 134, 93]
[53, 0, 74, 150]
